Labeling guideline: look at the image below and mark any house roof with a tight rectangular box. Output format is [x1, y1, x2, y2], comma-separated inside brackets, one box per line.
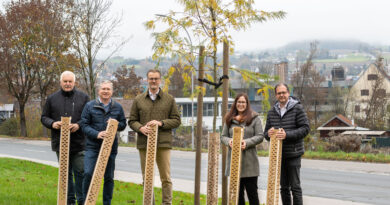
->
[318, 114, 356, 128]
[341, 130, 386, 135]
[0, 104, 14, 111]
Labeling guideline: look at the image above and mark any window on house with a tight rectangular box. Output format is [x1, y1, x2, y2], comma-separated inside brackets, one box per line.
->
[355, 105, 360, 113]
[377, 89, 386, 98]
[361, 89, 369, 96]
[367, 74, 378, 80]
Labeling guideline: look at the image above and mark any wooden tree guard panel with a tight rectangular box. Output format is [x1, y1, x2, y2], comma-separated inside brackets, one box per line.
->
[57, 117, 71, 205]
[143, 124, 159, 205]
[228, 127, 244, 205]
[85, 119, 118, 205]
[266, 129, 283, 205]
[207, 132, 220, 205]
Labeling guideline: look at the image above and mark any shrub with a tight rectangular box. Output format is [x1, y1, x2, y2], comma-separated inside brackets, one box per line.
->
[0, 117, 19, 136]
[326, 134, 361, 153]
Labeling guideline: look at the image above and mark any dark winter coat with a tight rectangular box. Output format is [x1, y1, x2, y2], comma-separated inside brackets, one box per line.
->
[221, 112, 264, 178]
[41, 89, 90, 154]
[80, 99, 127, 154]
[264, 96, 310, 158]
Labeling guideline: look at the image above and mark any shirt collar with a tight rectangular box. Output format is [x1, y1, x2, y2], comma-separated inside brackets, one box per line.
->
[98, 97, 111, 106]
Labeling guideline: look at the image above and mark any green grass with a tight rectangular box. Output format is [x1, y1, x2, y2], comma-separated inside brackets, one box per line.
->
[314, 54, 370, 63]
[257, 150, 390, 163]
[0, 158, 208, 205]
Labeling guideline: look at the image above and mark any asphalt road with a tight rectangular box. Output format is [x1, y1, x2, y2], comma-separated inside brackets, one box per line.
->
[1, 138, 389, 205]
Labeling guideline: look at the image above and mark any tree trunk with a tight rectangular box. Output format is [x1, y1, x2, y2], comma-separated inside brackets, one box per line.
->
[40, 94, 49, 138]
[221, 41, 229, 205]
[19, 102, 27, 137]
[194, 46, 205, 205]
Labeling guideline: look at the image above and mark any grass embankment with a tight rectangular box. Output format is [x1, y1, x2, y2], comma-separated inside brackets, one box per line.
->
[0, 158, 207, 205]
[257, 150, 390, 163]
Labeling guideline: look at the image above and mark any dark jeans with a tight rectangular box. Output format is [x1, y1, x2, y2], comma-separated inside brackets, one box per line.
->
[83, 149, 117, 205]
[238, 176, 260, 205]
[280, 156, 303, 205]
[56, 151, 85, 205]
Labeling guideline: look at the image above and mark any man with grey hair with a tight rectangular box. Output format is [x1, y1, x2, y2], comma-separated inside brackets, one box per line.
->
[41, 70, 90, 205]
[80, 80, 127, 205]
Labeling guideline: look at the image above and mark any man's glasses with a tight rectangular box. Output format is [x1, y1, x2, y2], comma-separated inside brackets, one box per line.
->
[148, 78, 160, 81]
[276, 91, 288, 95]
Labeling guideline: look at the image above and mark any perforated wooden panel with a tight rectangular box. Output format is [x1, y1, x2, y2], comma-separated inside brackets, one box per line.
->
[143, 124, 159, 205]
[206, 132, 220, 205]
[266, 129, 283, 205]
[228, 127, 244, 205]
[85, 119, 118, 205]
[57, 117, 71, 205]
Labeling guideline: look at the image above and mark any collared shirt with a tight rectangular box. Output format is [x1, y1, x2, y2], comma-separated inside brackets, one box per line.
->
[279, 99, 289, 117]
[148, 88, 160, 101]
[98, 97, 111, 113]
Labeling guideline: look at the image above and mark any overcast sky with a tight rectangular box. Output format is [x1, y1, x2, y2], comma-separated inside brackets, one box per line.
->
[2, 0, 390, 59]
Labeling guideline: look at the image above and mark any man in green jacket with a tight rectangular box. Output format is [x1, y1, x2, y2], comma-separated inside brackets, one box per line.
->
[128, 69, 181, 204]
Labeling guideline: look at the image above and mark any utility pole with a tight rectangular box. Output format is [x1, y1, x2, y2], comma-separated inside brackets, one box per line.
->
[194, 46, 205, 205]
[221, 41, 229, 205]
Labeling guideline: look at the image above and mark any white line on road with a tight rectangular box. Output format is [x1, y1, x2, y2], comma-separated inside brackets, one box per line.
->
[24, 149, 46, 153]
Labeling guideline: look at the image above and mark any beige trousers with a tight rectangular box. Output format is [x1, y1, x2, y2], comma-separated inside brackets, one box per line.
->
[139, 148, 172, 205]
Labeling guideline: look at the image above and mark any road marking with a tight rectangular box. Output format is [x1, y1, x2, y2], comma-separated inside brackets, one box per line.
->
[24, 149, 46, 153]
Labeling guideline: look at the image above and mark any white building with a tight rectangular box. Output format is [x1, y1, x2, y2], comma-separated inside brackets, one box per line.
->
[175, 97, 234, 131]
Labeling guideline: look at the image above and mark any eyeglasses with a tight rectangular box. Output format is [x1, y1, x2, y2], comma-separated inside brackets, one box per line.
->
[148, 78, 160, 81]
[276, 91, 288, 95]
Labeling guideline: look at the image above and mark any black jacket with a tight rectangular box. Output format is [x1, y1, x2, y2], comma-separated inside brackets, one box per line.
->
[264, 96, 310, 158]
[41, 88, 90, 154]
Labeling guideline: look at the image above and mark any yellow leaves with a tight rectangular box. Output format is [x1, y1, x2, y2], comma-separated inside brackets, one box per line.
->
[144, 20, 155, 30]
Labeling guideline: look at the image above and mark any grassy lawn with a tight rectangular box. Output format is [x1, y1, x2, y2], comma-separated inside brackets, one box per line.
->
[0, 158, 208, 205]
[257, 150, 390, 163]
[314, 54, 371, 63]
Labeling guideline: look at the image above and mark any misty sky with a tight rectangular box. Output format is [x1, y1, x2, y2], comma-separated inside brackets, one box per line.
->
[2, 0, 390, 59]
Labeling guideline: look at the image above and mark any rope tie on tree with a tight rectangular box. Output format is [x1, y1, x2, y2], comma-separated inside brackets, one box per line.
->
[198, 75, 229, 89]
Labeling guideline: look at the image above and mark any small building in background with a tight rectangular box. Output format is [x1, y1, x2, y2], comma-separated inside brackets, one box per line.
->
[317, 114, 368, 138]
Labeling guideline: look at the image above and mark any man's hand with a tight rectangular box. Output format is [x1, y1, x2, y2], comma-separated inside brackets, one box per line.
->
[241, 140, 246, 150]
[275, 128, 286, 140]
[268, 127, 275, 137]
[228, 139, 233, 148]
[69, 123, 80, 133]
[52, 121, 62, 129]
[140, 126, 151, 136]
[146, 120, 163, 127]
[97, 131, 107, 139]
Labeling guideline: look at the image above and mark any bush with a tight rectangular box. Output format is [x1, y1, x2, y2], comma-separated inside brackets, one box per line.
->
[325, 134, 361, 153]
[0, 117, 19, 136]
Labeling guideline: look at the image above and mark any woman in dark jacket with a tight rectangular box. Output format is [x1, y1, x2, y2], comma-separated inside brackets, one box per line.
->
[221, 93, 264, 205]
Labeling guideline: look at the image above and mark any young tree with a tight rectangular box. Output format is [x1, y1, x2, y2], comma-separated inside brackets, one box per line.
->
[145, 0, 285, 132]
[71, 0, 128, 98]
[112, 65, 143, 99]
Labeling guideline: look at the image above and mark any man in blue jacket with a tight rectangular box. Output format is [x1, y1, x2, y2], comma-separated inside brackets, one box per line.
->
[80, 80, 126, 205]
[41, 71, 89, 205]
[264, 83, 310, 205]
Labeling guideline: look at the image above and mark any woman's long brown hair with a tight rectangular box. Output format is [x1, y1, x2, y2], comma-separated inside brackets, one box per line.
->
[224, 93, 254, 127]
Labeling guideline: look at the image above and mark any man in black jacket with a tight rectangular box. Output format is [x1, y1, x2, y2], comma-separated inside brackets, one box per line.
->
[264, 83, 310, 205]
[41, 71, 89, 205]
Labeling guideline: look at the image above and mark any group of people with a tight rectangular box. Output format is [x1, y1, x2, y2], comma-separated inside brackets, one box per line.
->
[41, 68, 309, 205]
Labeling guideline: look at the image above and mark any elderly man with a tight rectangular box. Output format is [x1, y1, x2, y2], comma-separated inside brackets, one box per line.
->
[80, 80, 126, 205]
[264, 83, 310, 205]
[129, 69, 181, 204]
[41, 70, 90, 205]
